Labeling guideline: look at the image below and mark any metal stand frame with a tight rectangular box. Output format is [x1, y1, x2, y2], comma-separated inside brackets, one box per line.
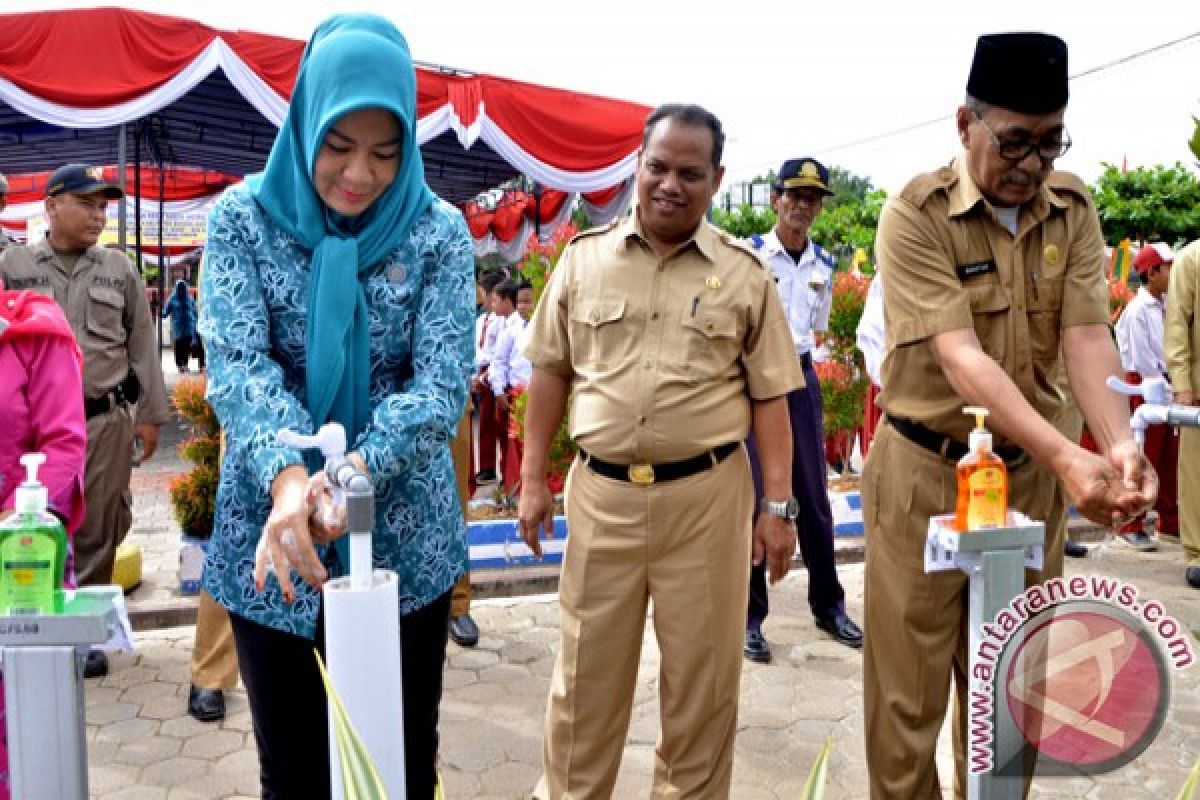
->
[926, 514, 1045, 800]
[0, 588, 121, 800]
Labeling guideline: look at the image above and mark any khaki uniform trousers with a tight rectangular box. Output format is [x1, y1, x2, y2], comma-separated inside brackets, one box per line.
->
[539, 447, 753, 800]
[861, 424, 1066, 800]
[450, 407, 474, 617]
[191, 590, 239, 690]
[76, 405, 135, 586]
[1179, 428, 1200, 567]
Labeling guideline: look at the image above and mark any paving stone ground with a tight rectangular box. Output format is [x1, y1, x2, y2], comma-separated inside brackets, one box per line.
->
[85, 352, 1200, 798]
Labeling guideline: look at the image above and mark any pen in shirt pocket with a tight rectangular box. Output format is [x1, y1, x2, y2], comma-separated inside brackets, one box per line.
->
[690, 295, 700, 317]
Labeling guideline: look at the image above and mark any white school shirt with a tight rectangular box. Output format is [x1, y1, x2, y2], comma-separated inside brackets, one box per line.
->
[475, 310, 508, 370]
[489, 314, 532, 395]
[1115, 286, 1167, 381]
[856, 275, 886, 387]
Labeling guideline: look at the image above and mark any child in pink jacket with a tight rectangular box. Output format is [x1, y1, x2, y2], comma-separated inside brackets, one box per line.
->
[0, 284, 86, 798]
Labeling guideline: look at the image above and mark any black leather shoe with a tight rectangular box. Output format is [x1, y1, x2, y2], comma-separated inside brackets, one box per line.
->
[449, 614, 480, 647]
[743, 629, 772, 663]
[1187, 566, 1200, 589]
[1064, 539, 1089, 558]
[83, 649, 108, 678]
[816, 612, 863, 649]
[188, 686, 226, 722]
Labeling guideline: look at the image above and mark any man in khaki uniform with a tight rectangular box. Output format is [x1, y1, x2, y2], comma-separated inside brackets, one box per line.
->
[865, 34, 1156, 798]
[0, 163, 169, 676]
[1164, 239, 1200, 590]
[518, 104, 804, 799]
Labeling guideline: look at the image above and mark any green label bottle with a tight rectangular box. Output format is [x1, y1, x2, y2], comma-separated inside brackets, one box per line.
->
[0, 454, 68, 615]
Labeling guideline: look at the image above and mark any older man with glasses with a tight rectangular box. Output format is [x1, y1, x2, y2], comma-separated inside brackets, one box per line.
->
[863, 33, 1156, 797]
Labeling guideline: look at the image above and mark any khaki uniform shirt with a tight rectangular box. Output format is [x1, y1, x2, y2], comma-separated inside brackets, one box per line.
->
[0, 238, 169, 425]
[876, 157, 1109, 445]
[1165, 239, 1200, 393]
[523, 214, 804, 464]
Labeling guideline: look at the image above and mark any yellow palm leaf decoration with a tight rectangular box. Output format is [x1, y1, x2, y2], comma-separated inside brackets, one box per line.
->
[799, 736, 831, 799]
[315, 650, 389, 800]
[1178, 756, 1200, 800]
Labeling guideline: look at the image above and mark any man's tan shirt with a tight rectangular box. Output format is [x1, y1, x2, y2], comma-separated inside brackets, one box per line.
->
[0, 238, 169, 424]
[1166, 239, 1200, 394]
[876, 157, 1109, 444]
[524, 214, 804, 464]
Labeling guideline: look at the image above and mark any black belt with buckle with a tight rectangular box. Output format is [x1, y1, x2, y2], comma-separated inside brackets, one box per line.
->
[581, 442, 739, 485]
[84, 385, 129, 420]
[886, 416, 1030, 470]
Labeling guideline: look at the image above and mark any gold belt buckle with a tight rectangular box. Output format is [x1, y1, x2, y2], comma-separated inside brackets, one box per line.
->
[628, 463, 656, 485]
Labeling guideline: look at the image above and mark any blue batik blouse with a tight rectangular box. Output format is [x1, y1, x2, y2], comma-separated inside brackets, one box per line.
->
[198, 183, 473, 638]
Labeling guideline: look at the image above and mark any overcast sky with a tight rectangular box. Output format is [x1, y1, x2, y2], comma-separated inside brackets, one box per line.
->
[6, 1, 1200, 193]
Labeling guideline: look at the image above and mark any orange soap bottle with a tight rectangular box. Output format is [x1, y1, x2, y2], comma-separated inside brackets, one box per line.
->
[954, 406, 1008, 532]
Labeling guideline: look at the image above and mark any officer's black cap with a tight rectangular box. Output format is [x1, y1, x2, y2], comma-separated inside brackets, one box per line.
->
[46, 164, 124, 199]
[774, 158, 833, 195]
[967, 33, 1069, 114]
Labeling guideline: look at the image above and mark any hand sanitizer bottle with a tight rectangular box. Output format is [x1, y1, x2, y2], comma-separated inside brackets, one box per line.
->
[0, 454, 69, 615]
[954, 407, 1008, 532]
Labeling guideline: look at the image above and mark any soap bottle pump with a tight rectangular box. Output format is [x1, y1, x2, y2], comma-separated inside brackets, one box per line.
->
[0, 453, 69, 615]
[954, 407, 1008, 532]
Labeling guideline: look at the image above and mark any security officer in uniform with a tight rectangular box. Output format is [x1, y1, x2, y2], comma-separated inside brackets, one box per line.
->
[864, 34, 1156, 797]
[519, 104, 804, 799]
[0, 164, 169, 677]
[743, 158, 863, 663]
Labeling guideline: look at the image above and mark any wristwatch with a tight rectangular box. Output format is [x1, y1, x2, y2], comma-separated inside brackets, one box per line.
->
[760, 497, 799, 522]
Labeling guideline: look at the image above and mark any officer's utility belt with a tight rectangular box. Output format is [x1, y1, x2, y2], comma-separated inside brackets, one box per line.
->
[886, 416, 1030, 471]
[580, 442, 739, 486]
[84, 372, 141, 420]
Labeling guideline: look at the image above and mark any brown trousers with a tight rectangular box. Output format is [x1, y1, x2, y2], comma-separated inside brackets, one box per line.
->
[76, 405, 135, 585]
[539, 448, 753, 800]
[1179, 428, 1200, 566]
[450, 406, 473, 617]
[861, 424, 1066, 799]
[191, 590, 239, 690]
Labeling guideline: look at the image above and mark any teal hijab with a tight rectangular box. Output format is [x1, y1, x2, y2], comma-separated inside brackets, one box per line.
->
[249, 13, 433, 450]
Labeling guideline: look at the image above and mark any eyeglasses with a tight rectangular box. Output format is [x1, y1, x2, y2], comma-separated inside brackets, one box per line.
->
[972, 111, 1072, 162]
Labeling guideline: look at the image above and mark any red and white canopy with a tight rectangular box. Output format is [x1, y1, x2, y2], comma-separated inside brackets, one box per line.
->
[0, 7, 649, 206]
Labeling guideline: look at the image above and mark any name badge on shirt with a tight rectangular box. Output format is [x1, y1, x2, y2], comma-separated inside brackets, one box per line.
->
[956, 259, 997, 282]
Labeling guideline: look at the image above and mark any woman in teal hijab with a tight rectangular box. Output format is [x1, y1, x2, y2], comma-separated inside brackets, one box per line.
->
[198, 13, 473, 799]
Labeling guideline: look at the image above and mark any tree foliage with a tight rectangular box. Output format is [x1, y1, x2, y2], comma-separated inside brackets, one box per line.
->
[1091, 163, 1200, 246]
[709, 204, 776, 238]
[825, 166, 873, 210]
[809, 189, 887, 264]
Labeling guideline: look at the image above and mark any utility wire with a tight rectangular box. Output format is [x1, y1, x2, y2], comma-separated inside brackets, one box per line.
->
[731, 31, 1200, 176]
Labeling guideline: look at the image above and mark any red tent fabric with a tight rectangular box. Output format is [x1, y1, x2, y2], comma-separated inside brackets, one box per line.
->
[0, 8, 649, 193]
[1, 166, 239, 205]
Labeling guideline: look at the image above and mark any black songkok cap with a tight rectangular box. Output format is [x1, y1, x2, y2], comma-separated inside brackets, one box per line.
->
[966, 33, 1069, 114]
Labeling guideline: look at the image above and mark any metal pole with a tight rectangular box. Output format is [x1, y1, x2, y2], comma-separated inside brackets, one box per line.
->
[134, 122, 143, 274]
[925, 520, 1044, 800]
[533, 182, 542, 241]
[158, 164, 166, 354]
[116, 122, 127, 250]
